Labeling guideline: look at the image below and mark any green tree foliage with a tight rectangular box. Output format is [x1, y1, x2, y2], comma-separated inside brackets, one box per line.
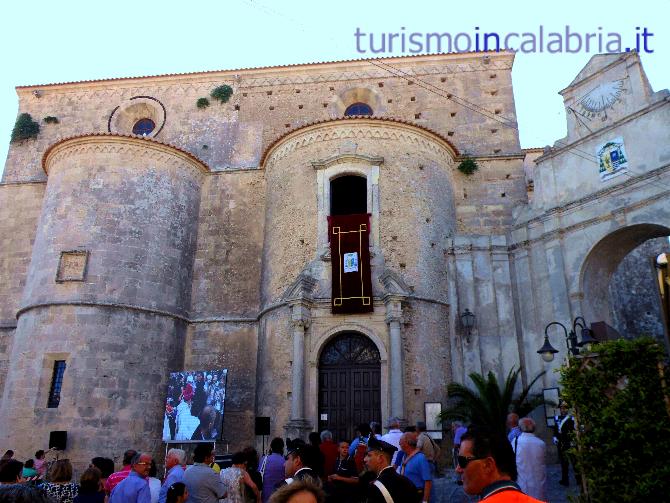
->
[11, 113, 40, 142]
[196, 97, 210, 109]
[560, 338, 670, 502]
[210, 85, 233, 104]
[438, 367, 545, 438]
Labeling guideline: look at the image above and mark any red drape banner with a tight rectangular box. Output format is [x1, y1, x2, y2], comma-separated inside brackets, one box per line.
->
[328, 213, 373, 314]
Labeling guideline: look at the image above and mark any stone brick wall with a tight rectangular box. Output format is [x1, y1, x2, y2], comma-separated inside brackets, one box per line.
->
[261, 120, 466, 305]
[22, 136, 205, 315]
[254, 308, 293, 440]
[0, 182, 46, 398]
[401, 301, 451, 422]
[0, 135, 205, 467]
[609, 236, 669, 340]
[0, 306, 186, 472]
[4, 52, 519, 184]
[183, 322, 258, 452]
[0, 51, 530, 463]
[190, 171, 266, 319]
[0, 183, 45, 323]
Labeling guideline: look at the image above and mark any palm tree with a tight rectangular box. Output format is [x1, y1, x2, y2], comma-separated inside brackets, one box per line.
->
[438, 367, 546, 438]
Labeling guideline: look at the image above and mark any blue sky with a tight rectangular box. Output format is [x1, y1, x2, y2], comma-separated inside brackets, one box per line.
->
[1, 0, 667, 177]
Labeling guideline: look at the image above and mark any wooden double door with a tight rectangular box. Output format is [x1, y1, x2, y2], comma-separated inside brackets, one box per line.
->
[318, 332, 381, 442]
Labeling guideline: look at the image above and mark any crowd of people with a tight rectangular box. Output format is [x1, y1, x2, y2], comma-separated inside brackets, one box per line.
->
[0, 407, 578, 503]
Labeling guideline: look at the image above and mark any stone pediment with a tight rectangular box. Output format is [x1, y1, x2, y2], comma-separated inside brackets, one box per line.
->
[378, 269, 411, 296]
[282, 273, 318, 302]
[563, 53, 624, 92]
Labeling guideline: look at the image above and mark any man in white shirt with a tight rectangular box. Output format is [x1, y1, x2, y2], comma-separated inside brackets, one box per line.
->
[513, 417, 546, 500]
[380, 417, 403, 465]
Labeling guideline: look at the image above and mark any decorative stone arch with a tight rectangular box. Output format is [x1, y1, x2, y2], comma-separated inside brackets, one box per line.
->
[305, 323, 389, 433]
[309, 323, 389, 363]
[580, 222, 670, 328]
[108, 96, 167, 139]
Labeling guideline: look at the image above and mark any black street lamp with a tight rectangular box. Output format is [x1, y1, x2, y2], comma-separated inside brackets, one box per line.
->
[537, 316, 597, 363]
[461, 308, 475, 343]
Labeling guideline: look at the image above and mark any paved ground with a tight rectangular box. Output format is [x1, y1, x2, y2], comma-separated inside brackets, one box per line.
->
[433, 464, 580, 503]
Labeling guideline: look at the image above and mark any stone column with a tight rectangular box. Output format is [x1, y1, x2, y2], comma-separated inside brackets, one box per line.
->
[290, 317, 307, 420]
[385, 296, 405, 421]
[285, 302, 312, 440]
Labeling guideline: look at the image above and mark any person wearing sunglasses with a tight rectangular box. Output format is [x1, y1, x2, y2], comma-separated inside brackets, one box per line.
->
[109, 453, 153, 503]
[455, 426, 544, 502]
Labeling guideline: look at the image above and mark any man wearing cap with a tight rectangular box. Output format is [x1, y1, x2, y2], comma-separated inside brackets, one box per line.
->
[364, 438, 420, 503]
[456, 426, 543, 502]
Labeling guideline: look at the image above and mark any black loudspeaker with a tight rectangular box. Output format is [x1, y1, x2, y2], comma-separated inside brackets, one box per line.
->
[215, 454, 234, 469]
[49, 431, 67, 451]
[255, 417, 271, 436]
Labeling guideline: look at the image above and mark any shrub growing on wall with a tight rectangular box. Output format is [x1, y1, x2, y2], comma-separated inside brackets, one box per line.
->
[11, 113, 40, 142]
[560, 337, 670, 502]
[457, 157, 478, 175]
[210, 85, 233, 104]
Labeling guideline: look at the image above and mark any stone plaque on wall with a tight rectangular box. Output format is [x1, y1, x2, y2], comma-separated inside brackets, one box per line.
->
[56, 251, 89, 282]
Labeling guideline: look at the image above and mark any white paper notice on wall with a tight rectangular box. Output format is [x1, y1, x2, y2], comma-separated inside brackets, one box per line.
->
[320, 413, 328, 421]
[343, 252, 359, 273]
[597, 137, 628, 181]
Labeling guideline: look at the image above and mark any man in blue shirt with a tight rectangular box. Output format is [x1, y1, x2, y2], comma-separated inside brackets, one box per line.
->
[397, 433, 433, 503]
[110, 452, 152, 503]
[159, 448, 186, 503]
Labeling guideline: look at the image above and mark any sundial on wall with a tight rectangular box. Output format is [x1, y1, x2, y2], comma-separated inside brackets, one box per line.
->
[567, 78, 628, 130]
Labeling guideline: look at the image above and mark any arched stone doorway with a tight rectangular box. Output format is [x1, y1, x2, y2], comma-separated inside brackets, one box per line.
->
[318, 332, 381, 442]
[581, 223, 670, 351]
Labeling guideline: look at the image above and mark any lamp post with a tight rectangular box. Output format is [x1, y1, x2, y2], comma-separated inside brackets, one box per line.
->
[537, 316, 597, 363]
[461, 308, 475, 343]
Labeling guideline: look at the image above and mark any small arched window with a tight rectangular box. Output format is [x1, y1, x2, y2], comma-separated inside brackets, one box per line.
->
[344, 103, 373, 116]
[132, 118, 156, 136]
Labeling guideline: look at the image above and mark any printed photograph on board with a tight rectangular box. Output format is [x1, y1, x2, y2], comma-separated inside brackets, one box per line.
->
[162, 369, 228, 442]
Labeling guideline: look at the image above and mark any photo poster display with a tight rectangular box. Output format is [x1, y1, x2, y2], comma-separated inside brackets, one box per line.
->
[424, 402, 443, 440]
[543, 387, 560, 427]
[163, 369, 228, 443]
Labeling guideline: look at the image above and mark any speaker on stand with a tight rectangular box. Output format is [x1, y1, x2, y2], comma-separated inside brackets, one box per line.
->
[255, 417, 270, 455]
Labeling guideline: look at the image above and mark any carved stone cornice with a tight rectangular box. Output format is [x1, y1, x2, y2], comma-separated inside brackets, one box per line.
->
[378, 269, 411, 297]
[283, 273, 318, 304]
[262, 118, 459, 166]
[16, 52, 513, 94]
[241, 57, 513, 90]
[42, 133, 210, 175]
[311, 153, 384, 170]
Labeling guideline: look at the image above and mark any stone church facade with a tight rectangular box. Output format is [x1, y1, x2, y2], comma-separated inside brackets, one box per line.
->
[0, 50, 667, 465]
